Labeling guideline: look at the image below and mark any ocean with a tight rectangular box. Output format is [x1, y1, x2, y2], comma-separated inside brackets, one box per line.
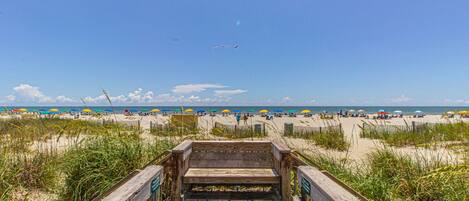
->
[5, 106, 469, 115]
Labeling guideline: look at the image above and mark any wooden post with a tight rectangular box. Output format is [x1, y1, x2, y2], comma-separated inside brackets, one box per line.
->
[171, 140, 192, 201]
[412, 121, 416, 133]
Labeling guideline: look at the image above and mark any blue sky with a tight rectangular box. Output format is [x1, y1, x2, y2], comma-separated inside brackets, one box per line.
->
[1, 0, 469, 106]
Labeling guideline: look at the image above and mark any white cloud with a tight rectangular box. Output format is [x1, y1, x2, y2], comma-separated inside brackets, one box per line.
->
[56, 95, 75, 103]
[172, 84, 226, 94]
[281, 96, 292, 103]
[6, 95, 15, 101]
[214, 89, 247, 97]
[391, 94, 412, 103]
[13, 84, 53, 103]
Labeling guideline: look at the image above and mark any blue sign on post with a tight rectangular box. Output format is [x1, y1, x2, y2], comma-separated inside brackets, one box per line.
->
[301, 177, 311, 194]
[150, 175, 161, 194]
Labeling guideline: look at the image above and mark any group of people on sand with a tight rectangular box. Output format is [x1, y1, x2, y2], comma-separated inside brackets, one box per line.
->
[236, 113, 249, 125]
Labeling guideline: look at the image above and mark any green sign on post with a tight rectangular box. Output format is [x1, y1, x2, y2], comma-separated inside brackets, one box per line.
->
[301, 177, 311, 194]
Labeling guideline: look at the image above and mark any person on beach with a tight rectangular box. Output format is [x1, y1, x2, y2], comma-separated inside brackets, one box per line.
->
[236, 114, 241, 125]
[243, 114, 248, 125]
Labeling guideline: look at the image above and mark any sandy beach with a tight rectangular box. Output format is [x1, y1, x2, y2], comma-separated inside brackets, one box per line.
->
[55, 113, 468, 164]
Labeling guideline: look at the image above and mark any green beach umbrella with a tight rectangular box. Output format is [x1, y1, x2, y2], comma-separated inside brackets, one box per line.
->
[287, 109, 297, 113]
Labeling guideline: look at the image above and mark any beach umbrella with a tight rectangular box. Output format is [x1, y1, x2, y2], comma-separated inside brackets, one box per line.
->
[394, 110, 403, 113]
[18, 108, 28, 113]
[358, 109, 365, 113]
[61, 108, 71, 113]
[233, 110, 241, 113]
[95, 109, 104, 113]
[446, 111, 455, 115]
[104, 108, 113, 113]
[274, 109, 283, 113]
[222, 109, 231, 113]
[300, 109, 312, 114]
[184, 108, 194, 113]
[151, 108, 161, 113]
[378, 109, 385, 112]
[415, 110, 422, 113]
[287, 109, 297, 113]
[49, 108, 59, 113]
[247, 109, 256, 113]
[197, 109, 205, 113]
[377, 111, 389, 115]
[458, 110, 469, 115]
[259, 109, 269, 113]
[70, 108, 79, 112]
[82, 108, 92, 113]
[210, 109, 218, 113]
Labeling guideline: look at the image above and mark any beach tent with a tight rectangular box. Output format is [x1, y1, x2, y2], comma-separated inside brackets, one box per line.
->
[82, 108, 92, 113]
[222, 109, 231, 113]
[184, 108, 194, 113]
[259, 109, 269, 113]
[151, 108, 161, 113]
[300, 109, 312, 114]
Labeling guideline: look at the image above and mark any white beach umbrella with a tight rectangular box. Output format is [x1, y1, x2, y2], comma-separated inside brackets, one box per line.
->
[415, 110, 422, 113]
[357, 109, 365, 113]
[394, 110, 403, 113]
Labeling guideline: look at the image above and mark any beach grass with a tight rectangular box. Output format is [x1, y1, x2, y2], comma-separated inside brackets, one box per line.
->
[285, 125, 349, 151]
[360, 121, 469, 147]
[210, 124, 267, 139]
[0, 117, 174, 201]
[303, 149, 469, 201]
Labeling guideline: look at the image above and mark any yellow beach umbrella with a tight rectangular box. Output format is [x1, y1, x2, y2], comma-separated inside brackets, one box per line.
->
[259, 109, 269, 113]
[222, 109, 231, 113]
[18, 108, 28, 113]
[82, 108, 92, 113]
[184, 108, 193, 113]
[49, 108, 59, 113]
[150, 108, 160, 113]
[458, 110, 469, 115]
[300, 109, 312, 114]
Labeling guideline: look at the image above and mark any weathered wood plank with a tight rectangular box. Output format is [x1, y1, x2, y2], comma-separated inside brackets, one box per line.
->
[102, 165, 163, 201]
[184, 168, 280, 184]
[298, 166, 361, 201]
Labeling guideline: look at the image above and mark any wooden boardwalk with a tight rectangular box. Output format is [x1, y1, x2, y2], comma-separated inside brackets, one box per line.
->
[99, 140, 367, 201]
